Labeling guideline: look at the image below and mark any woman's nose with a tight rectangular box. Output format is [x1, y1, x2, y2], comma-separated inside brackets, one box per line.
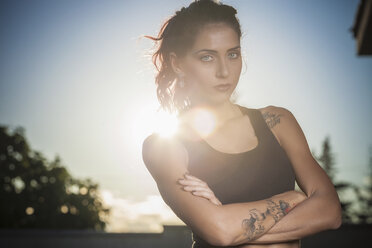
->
[216, 59, 229, 78]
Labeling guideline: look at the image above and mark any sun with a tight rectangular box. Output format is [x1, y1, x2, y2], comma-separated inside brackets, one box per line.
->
[188, 108, 216, 138]
[153, 109, 179, 138]
[129, 105, 180, 141]
[131, 104, 220, 146]
[151, 107, 218, 139]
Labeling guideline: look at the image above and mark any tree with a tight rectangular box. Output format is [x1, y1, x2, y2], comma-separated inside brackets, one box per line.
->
[0, 125, 110, 230]
[314, 135, 355, 224]
[352, 145, 372, 224]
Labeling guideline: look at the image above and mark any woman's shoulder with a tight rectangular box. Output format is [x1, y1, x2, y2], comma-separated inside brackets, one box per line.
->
[142, 131, 188, 158]
[243, 104, 290, 122]
[255, 105, 296, 146]
[236, 103, 274, 115]
[257, 105, 292, 123]
[142, 132, 189, 178]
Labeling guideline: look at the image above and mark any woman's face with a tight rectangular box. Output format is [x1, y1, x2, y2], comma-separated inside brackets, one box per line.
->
[175, 22, 242, 106]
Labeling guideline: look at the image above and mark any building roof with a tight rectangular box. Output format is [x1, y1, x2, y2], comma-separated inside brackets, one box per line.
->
[350, 0, 372, 55]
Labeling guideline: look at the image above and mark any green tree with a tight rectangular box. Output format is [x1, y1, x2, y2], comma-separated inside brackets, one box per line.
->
[0, 125, 110, 230]
[314, 135, 355, 224]
[352, 145, 372, 224]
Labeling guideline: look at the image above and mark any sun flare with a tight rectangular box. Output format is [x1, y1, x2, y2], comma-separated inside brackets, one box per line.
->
[132, 104, 220, 145]
[153, 110, 179, 138]
[189, 108, 217, 138]
[129, 105, 180, 146]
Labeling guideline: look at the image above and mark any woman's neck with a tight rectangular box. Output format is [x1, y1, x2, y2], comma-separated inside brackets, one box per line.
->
[179, 100, 244, 132]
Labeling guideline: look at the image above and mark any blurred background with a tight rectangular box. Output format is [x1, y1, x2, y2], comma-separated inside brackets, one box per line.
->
[0, 0, 371, 244]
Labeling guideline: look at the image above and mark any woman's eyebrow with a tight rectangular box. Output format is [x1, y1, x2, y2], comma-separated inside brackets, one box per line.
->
[192, 45, 241, 55]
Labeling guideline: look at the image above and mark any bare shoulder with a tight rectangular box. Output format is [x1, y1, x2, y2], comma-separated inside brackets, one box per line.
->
[141, 132, 225, 245]
[257, 105, 295, 146]
[142, 133, 189, 182]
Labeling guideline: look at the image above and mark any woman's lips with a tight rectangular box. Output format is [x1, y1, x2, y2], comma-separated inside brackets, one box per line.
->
[214, 84, 231, 92]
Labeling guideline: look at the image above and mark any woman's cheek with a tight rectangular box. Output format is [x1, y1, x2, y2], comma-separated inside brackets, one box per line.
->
[193, 66, 215, 84]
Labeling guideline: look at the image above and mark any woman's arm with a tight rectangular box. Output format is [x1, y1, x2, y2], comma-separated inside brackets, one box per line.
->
[183, 106, 342, 246]
[179, 173, 310, 245]
[142, 133, 305, 246]
[216, 190, 306, 246]
[237, 188, 341, 245]
[228, 106, 342, 246]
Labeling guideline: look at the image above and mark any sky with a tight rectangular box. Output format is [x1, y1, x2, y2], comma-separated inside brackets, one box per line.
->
[0, 0, 371, 232]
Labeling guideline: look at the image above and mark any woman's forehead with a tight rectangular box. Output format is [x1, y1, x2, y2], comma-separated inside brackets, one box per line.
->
[191, 24, 240, 52]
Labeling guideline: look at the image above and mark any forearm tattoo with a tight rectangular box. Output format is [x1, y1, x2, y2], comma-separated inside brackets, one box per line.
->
[241, 208, 266, 240]
[265, 199, 291, 223]
[241, 198, 291, 241]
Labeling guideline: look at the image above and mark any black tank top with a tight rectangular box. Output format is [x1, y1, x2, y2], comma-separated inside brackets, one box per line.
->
[176, 104, 297, 248]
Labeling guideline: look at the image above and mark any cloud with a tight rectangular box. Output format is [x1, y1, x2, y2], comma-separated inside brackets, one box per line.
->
[101, 190, 184, 233]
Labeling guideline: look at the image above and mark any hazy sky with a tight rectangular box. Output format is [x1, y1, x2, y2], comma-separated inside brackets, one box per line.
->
[1, 0, 371, 232]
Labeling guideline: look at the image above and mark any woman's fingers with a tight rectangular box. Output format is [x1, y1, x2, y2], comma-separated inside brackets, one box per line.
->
[184, 173, 203, 182]
[178, 178, 207, 187]
[178, 174, 208, 187]
[181, 183, 222, 206]
[189, 190, 221, 205]
[182, 185, 211, 192]
[179, 176, 213, 195]
[178, 173, 222, 206]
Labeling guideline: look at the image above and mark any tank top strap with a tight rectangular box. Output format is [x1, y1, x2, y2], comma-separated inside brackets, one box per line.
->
[237, 105, 266, 141]
[177, 105, 268, 147]
[240, 105, 283, 149]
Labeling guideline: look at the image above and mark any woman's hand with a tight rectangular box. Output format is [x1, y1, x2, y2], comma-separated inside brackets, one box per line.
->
[178, 173, 222, 206]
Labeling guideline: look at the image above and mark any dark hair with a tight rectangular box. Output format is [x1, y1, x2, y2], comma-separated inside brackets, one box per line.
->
[144, 0, 242, 116]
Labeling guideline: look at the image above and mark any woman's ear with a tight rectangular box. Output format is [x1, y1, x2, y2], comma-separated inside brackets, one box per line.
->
[169, 52, 184, 76]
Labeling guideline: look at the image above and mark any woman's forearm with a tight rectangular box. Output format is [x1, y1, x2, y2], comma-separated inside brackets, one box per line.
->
[238, 189, 342, 245]
[218, 190, 306, 246]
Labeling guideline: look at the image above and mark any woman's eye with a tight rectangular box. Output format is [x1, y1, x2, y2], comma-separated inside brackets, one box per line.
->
[229, 52, 240, 59]
[200, 52, 240, 62]
[200, 55, 213, 62]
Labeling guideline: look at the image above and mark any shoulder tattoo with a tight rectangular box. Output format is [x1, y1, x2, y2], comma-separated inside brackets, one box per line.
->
[261, 109, 283, 129]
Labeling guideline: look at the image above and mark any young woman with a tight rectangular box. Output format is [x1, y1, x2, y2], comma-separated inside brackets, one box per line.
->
[142, 1, 342, 247]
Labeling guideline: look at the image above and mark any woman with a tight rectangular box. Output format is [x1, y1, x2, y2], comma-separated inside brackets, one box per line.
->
[142, 0, 342, 247]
